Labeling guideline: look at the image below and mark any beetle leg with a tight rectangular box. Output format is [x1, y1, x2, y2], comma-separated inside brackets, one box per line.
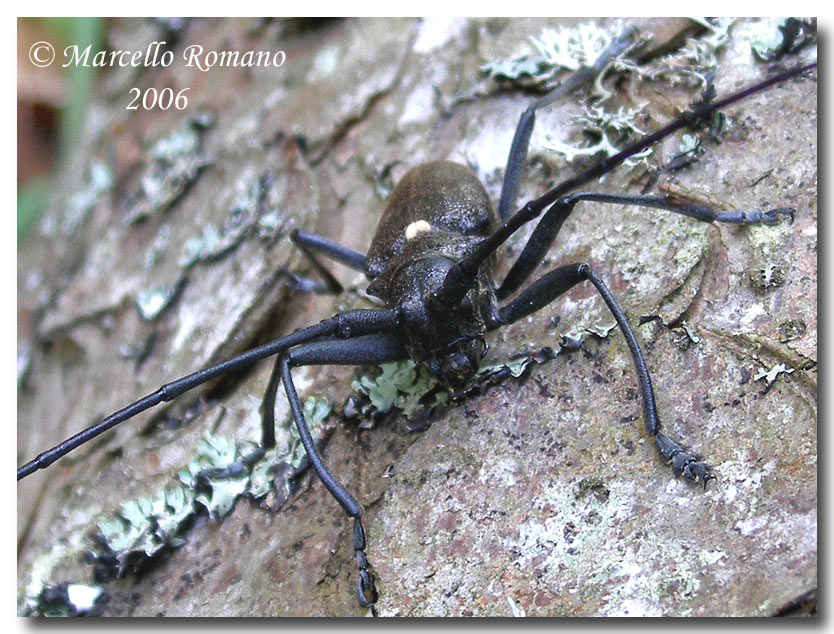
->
[436, 64, 814, 310]
[261, 357, 282, 449]
[193, 446, 266, 487]
[494, 262, 714, 487]
[280, 334, 408, 608]
[280, 228, 368, 294]
[497, 192, 795, 299]
[497, 25, 638, 220]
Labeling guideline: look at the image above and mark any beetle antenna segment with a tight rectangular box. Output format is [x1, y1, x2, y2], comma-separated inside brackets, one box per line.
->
[435, 61, 816, 310]
[17, 309, 399, 480]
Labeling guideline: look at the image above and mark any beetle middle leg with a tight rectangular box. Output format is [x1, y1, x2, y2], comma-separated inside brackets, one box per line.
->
[279, 334, 408, 607]
[496, 191, 794, 299]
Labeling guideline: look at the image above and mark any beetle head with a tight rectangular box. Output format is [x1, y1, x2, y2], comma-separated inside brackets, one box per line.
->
[423, 335, 488, 391]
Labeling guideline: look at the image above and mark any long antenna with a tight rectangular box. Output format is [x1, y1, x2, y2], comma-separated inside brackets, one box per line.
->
[18, 309, 399, 479]
[435, 61, 817, 308]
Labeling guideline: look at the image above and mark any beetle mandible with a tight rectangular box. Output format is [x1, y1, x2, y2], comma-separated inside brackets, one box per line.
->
[16, 17, 816, 616]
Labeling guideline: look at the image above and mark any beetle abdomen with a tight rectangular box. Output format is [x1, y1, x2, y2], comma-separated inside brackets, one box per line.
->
[365, 161, 498, 278]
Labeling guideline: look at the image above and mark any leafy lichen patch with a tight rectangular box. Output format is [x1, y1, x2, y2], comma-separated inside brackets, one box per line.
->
[481, 22, 629, 89]
[20, 396, 332, 615]
[123, 113, 214, 224]
[178, 171, 281, 268]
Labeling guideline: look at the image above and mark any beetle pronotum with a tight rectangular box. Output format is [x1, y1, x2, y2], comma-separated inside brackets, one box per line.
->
[18, 18, 816, 616]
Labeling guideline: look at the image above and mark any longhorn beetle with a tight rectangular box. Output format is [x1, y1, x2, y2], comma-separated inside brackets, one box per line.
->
[18, 19, 817, 616]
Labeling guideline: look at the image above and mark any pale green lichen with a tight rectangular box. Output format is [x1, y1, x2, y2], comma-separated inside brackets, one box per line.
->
[178, 172, 279, 268]
[750, 18, 816, 62]
[135, 281, 182, 321]
[53, 161, 112, 237]
[746, 223, 790, 260]
[530, 22, 620, 72]
[753, 363, 795, 388]
[18, 527, 107, 616]
[614, 18, 735, 89]
[598, 543, 702, 616]
[698, 549, 726, 566]
[533, 18, 739, 175]
[480, 55, 552, 85]
[93, 395, 332, 571]
[674, 320, 702, 350]
[352, 360, 442, 418]
[23, 396, 332, 611]
[509, 478, 631, 573]
[483, 21, 744, 177]
[668, 222, 708, 272]
[481, 21, 628, 89]
[543, 102, 653, 169]
[585, 322, 618, 339]
[749, 262, 786, 291]
[349, 352, 557, 421]
[21, 582, 106, 617]
[506, 472, 709, 616]
[124, 113, 213, 224]
[257, 210, 283, 241]
[778, 319, 806, 343]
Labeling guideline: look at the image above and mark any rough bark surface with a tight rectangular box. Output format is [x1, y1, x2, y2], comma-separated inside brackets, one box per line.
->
[18, 18, 816, 617]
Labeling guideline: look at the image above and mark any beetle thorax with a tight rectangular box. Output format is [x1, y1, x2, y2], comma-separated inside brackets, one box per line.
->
[391, 252, 490, 390]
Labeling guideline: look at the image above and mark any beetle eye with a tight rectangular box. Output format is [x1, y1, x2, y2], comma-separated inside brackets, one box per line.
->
[478, 338, 488, 359]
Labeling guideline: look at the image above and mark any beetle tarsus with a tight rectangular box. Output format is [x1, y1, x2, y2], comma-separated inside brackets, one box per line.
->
[655, 432, 715, 488]
[355, 518, 378, 607]
[763, 207, 796, 224]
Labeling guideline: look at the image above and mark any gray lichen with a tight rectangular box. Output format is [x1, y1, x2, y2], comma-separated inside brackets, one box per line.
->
[123, 113, 214, 225]
[753, 363, 795, 389]
[750, 18, 816, 62]
[348, 352, 560, 424]
[48, 161, 112, 238]
[481, 21, 629, 90]
[178, 172, 280, 267]
[20, 396, 332, 614]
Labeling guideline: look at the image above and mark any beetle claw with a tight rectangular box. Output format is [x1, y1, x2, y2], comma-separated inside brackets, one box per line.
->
[763, 207, 795, 224]
[357, 568, 378, 608]
[655, 432, 715, 488]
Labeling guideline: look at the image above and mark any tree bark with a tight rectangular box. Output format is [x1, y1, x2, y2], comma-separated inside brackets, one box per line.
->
[18, 17, 816, 616]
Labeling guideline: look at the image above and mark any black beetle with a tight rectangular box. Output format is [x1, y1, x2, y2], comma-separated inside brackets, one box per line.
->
[16, 18, 816, 612]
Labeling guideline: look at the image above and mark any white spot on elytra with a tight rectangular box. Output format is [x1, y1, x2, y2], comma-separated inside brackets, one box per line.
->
[405, 220, 431, 240]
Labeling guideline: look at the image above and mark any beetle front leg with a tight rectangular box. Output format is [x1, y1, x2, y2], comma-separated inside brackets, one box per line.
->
[280, 334, 408, 608]
[493, 262, 714, 487]
[497, 192, 795, 300]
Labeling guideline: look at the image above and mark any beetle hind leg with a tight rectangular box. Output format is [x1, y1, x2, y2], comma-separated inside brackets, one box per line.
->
[492, 262, 716, 486]
[280, 228, 368, 294]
